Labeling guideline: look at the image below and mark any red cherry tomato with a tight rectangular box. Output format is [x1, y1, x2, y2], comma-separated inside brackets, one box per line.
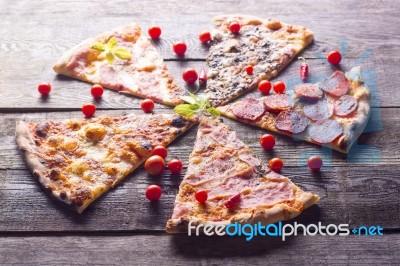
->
[273, 81, 286, 94]
[151, 146, 168, 159]
[229, 22, 241, 34]
[269, 158, 284, 172]
[260, 134, 276, 150]
[327, 50, 342, 65]
[307, 156, 323, 171]
[145, 155, 165, 176]
[199, 31, 211, 44]
[146, 185, 162, 201]
[182, 68, 198, 84]
[195, 190, 208, 204]
[168, 159, 183, 174]
[91, 84, 104, 98]
[245, 65, 254, 75]
[38, 82, 51, 96]
[141, 99, 155, 113]
[225, 193, 241, 209]
[258, 80, 272, 95]
[173, 41, 187, 56]
[148, 26, 161, 39]
[81, 103, 96, 117]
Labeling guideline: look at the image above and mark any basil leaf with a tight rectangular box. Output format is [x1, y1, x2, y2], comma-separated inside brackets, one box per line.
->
[107, 37, 118, 49]
[114, 48, 132, 60]
[106, 52, 115, 64]
[174, 104, 196, 117]
[207, 107, 220, 116]
[91, 42, 106, 52]
[181, 96, 197, 104]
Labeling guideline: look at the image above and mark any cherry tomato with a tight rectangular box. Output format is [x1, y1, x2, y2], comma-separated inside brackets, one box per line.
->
[245, 65, 254, 75]
[273, 81, 286, 94]
[195, 190, 208, 204]
[168, 159, 183, 174]
[148, 26, 161, 39]
[182, 68, 198, 84]
[146, 185, 162, 201]
[91, 84, 104, 98]
[225, 193, 241, 209]
[199, 31, 211, 44]
[307, 156, 323, 171]
[145, 155, 165, 176]
[258, 80, 272, 95]
[327, 50, 342, 65]
[151, 145, 168, 159]
[141, 99, 155, 113]
[81, 103, 96, 117]
[38, 82, 51, 96]
[229, 22, 241, 34]
[173, 41, 187, 56]
[269, 157, 284, 172]
[260, 134, 276, 150]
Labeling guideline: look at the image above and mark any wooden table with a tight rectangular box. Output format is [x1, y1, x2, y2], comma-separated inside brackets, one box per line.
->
[1, 0, 399, 264]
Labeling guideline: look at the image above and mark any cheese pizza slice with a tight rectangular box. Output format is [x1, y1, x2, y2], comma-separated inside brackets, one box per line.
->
[217, 67, 370, 153]
[166, 116, 319, 233]
[54, 23, 185, 106]
[16, 113, 197, 213]
[205, 15, 314, 106]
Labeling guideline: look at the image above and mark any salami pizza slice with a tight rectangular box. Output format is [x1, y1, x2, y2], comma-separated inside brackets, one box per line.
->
[205, 15, 314, 106]
[16, 114, 197, 213]
[217, 66, 370, 153]
[54, 23, 185, 106]
[166, 116, 319, 233]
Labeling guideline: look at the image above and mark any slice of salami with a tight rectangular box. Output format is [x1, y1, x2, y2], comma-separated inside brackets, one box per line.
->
[263, 94, 290, 112]
[309, 119, 343, 144]
[334, 95, 358, 117]
[294, 84, 323, 102]
[231, 98, 265, 121]
[275, 110, 308, 134]
[303, 100, 334, 121]
[320, 71, 350, 97]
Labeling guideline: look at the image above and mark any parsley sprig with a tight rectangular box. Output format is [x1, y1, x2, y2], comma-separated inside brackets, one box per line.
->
[91, 37, 132, 64]
[174, 93, 220, 117]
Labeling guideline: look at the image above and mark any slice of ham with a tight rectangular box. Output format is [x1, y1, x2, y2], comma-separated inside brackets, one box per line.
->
[275, 110, 308, 134]
[294, 83, 323, 102]
[320, 71, 350, 97]
[334, 95, 358, 117]
[240, 181, 294, 208]
[231, 98, 265, 121]
[303, 99, 334, 121]
[263, 94, 290, 112]
[309, 119, 343, 144]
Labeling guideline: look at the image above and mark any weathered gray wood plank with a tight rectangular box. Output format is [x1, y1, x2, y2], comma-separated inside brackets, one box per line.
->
[1, 234, 399, 265]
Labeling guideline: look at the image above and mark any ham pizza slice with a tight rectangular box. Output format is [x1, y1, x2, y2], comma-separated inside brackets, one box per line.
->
[166, 116, 319, 233]
[54, 23, 185, 106]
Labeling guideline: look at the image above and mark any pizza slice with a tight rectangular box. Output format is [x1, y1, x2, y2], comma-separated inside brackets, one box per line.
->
[217, 66, 370, 153]
[54, 23, 185, 106]
[166, 116, 319, 233]
[205, 15, 314, 106]
[16, 113, 197, 213]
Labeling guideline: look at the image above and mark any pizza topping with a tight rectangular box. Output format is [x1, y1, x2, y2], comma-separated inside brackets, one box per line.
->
[171, 116, 187, 128]
[168, 159, 183, 174]
[195, 190, 208, 204]
[309, 119, 343, 144]
[260, 134, 275, 150]
[225, 193, 241, 209]
[273, 81, 286, 94]
[231, 98, 265, 121]
[298, 57, 309, 82]
[269, 158, 284, 172]
[240, 181, 293, 208]
[320, 71, 350, 97]
[38, 82, 51, 96]
[275, 110, 308, 134]
[182, 68, 198, 84]
[146, 185, 162, 201]
[199, 31, 211, 44]
[258, 80, 272, 95]
[82, 103, 96, 118]
[307, 156, 323, 171]
[264, 94, 290, 112]
[198, 68, 207, 85]
[327, 50, 342, 65]
[91, 84, 104, 98]
[245, 65, 254, 75]
[294, 84, 323, 102]
[229, 22, 241, 34]
[334, 95, 358, 117]
[141, 99, 155, 113]
[84, 123, 107, 142]
[303, 100, 333, 121]
[173, 41, 187, 56]
[148, 26, 161, 39]
[145, 155, 165, 176]
[90, 37, 132, 64]
[209, 125, 244, 149]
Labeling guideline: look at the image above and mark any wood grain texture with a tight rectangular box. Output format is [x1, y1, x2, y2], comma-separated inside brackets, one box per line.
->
[1, 234, 399, 265]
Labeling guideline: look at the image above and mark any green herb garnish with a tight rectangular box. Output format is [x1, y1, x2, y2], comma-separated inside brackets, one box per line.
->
[90, 37, 132, 64]
[174, 92, 220, 118]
